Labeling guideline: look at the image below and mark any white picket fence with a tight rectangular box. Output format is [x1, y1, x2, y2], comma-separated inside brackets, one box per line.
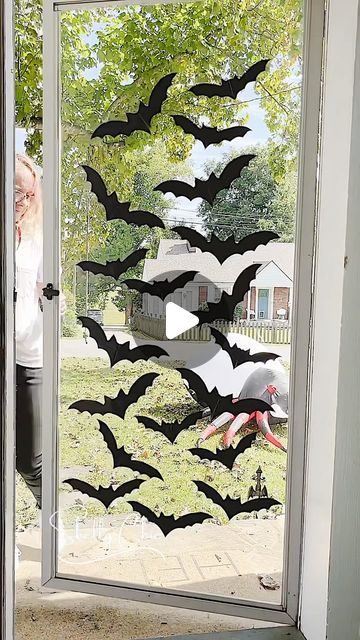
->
[131, 314, 291, 344]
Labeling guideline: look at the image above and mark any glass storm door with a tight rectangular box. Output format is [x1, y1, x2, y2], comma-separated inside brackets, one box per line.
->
[41, 0, 325, 626]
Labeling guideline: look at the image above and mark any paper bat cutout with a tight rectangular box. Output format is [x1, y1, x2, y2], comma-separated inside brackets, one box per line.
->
[194, 264, 260, 324]
[121, 270, 198, 301]
[190, 59, 270, 98]
[210, 328, 279, 369]
[128, 501, 211, 536]
[189, 432, 257, 469]
[62, 478, 144, 510]
[177, 368, 272, 419]
[69, 372, 159, 419]
[78, 317, 168, 367]
[194, 480, 280, 519]
[136, 411, 203, 444]
[82, 165, 165, 229]
[172, 227, 279, 265]
[97, 420, 163, 480]
[172, 115, 250, 148]
[154, 154, 255, 205]
[91, 73, 176, 139]
[77, 249, 148, 280]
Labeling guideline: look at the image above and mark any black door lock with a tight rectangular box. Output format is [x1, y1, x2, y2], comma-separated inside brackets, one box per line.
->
[42, 283, 60, 300]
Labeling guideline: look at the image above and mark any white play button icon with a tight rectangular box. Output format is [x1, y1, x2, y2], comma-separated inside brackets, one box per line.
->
[165, 302, 199, 339]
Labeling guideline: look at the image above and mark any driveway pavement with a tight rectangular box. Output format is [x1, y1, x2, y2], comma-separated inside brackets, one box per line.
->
[16, 516, 284, 640]
[61, 332, 291, 364]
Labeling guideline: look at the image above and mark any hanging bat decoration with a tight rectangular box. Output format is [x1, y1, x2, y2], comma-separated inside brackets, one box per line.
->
[77, 317, 168, 366]
[121, 270, 198, 301]
[136, 411, 203, 444]
[128, 500, 211, 536]
[91, 73, 177, 139]
[177, 368, 272, 419]
[194, 264, 261, 324]
[69, 372, 159, 420]
[82, 165, 165, 229]
[190, 59, 270, 99]
[194, 481, 280, 519]
[154, 154, 255, 205]
[62, 478, 145, 510]
[189, 432, 257, 470]
[97, 420, 164, 480]
[172, 115, 250, 148]
[210, 328, 279, 369]
[172, 227, 279, 265]
[77, 248, 148, 281]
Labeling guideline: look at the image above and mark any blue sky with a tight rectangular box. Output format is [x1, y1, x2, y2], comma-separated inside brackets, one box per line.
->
[15, 128, 26, 153]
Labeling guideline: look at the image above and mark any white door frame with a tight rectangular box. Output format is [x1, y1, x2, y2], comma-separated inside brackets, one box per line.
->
[41, 0, 325, 627]
[0, 0, 15, 638]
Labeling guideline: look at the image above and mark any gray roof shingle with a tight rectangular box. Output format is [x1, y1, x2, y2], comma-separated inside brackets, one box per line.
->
[143, 239, 294, 284]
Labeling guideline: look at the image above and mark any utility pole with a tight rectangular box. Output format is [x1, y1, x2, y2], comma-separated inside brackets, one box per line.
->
[85, 201, 90, 316]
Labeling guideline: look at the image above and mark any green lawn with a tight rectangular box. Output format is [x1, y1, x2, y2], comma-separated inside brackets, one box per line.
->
[16, 357, 288, 528]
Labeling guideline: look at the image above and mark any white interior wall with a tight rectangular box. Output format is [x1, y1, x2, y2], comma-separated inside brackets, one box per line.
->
[326, 3, 360, 636]
[300, 0, 360, 638]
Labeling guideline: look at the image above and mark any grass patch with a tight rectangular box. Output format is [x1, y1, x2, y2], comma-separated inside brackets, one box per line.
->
[16, 357, 288, 529]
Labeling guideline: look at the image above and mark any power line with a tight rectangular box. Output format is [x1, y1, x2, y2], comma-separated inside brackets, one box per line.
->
[162, 218, 273, 229]
[166, 213, 278, 222]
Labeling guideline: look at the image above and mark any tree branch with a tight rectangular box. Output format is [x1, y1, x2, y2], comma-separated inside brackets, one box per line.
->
[257, 80, 291, 115]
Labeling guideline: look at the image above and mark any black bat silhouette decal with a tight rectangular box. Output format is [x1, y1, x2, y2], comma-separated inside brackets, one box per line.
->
[78, 317, 168, 367]
[121, 270, 198, 301]
[172, 227, 279, 265]
[194, 480, 280, 520]
[189, 432, 257, 470]
[82, 165, 165, 229]
[210, 328, 279, 369]
[77, 248, 148, 280]
[172, 115, 250, 148]
[63, 478, 144, 510]
[97, 420, 163, 480]
[136, 411, 203, 444]
[69, 372, 159, 420]
[154, 154, 255, 205]
[177, 368, 272, 419]
[128, 501, 211, 536]
[190, 59, 270, 98]
[91, 73, 176, 139]
[194, 264, 261, 325]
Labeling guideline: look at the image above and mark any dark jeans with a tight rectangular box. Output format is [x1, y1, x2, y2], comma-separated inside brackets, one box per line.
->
[15, 364, 42, 510]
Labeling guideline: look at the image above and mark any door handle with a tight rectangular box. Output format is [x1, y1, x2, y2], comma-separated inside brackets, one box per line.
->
[42, 283, 60, 300]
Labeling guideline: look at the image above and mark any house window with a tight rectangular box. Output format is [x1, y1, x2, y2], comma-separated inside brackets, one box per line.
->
[198, 286, 208, 305]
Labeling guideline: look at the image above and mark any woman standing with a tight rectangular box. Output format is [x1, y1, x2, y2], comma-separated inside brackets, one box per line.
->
[14, 153, 65, 566]
[15, 154, 44, 513]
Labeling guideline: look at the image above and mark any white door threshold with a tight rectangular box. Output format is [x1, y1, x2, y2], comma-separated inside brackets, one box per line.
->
[144, 628, 304, 640]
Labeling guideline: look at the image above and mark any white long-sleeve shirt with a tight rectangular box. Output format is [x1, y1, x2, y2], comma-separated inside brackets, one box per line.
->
[15, 234, 43, 368]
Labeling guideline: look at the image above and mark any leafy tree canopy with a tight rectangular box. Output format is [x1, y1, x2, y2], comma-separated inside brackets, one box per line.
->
[15, 0, 301, 312]
[16, 0, 302, 164]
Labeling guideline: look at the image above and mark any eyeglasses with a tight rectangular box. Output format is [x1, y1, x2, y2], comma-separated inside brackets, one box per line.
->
[15, 189, 34, 204]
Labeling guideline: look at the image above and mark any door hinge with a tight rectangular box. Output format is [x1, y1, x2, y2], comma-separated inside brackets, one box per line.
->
[42, 283, 60, 301]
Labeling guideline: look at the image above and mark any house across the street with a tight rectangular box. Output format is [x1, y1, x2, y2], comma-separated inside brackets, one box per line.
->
[141, 239, 294, 321]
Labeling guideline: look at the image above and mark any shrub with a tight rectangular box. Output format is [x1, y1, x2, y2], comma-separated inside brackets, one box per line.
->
[61, 289, 81, 337]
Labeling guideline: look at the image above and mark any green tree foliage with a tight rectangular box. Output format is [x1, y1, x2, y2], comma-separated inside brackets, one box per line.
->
[61, 289, 81, 337]
[258, 170, 297, 242]
[198, 147, 278, 240]
[16, 0, 302, 158]
[15, 0, 301, 308]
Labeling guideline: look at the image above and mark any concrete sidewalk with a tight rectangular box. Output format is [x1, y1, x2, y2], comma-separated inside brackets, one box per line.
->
[16, 517, 284, 640]
[61, 335, 290, 363]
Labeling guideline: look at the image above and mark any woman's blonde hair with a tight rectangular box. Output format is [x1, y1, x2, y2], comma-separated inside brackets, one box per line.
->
[15, 153, 42, 238]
